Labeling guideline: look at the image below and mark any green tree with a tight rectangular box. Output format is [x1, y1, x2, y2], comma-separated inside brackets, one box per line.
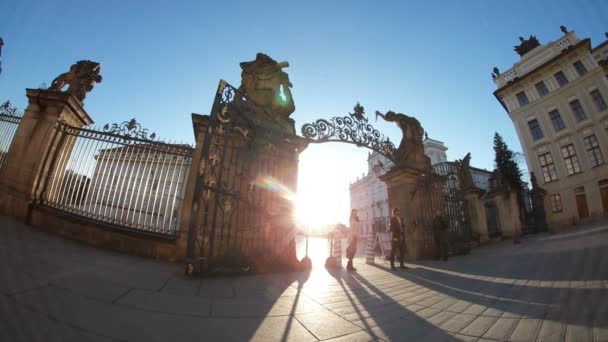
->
[493, 132, 524, 190]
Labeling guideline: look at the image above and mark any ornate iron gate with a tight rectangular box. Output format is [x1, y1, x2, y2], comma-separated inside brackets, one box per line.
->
[186, 81, 301, 275]
[426, 162, 472, 256]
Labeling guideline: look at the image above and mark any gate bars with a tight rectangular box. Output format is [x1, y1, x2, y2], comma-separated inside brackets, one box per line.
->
[0, 101, 22, 170]
[37, 120, 193, 236]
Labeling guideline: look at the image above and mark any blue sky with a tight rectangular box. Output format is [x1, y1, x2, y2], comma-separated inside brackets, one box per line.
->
[1, 0, 607, 225]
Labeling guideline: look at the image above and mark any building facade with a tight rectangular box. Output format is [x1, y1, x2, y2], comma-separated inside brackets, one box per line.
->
[349, 138, 492, 246]
[493, 29, 608, 226]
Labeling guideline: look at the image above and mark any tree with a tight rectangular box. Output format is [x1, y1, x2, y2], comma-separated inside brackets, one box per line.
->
[493, 132, 524, 190]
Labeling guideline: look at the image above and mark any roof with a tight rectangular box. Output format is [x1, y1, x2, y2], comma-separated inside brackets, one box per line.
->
[493, 39, 591, 112]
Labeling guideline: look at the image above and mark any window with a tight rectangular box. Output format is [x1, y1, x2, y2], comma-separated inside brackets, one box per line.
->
[539, 152, 558, 182]
[573, 60, 588, 76]
[590, 89, 607, 111]
[535, 81, 549, 97]
[569, 99, 587, 122]
[584, 134, 605, 167]
[516, 91, 529, 107]
[561, 144, 582, 175]
[549, 110, 566, 131]
[164, 183, 172, 194]
[550, 194, 563, 213]
[554, 71, 569, 86]
[528, 119, 543, 140]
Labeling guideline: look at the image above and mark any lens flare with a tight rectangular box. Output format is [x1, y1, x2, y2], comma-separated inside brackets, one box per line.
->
[252, 175, 296, 202]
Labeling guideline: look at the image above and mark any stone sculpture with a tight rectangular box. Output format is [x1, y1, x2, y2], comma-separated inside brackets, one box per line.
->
[514, 35, 540, 57]
[456, 153, 475, 191]
[49, 60, 102, 101]
[375, 110, 429, 170]
[238, 53, 295, 119]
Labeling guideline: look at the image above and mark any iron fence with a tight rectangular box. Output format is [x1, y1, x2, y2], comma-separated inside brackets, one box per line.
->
[0, 101, 22, 170]
[37, 120, 193, 236]
[426, 162, 472, 255]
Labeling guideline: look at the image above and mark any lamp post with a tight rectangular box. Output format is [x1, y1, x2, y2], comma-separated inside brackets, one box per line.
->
[0, 37, 4, 76]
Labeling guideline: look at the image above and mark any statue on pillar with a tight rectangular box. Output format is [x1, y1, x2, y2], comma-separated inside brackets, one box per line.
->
[238, 53, 295, 120]
[455, 153, 476, 191]
[375, 110, 430, 170]
[49, 60, 102, 102]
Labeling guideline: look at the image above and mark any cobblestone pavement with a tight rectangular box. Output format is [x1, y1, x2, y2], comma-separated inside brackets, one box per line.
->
[2, 216, 608, 341]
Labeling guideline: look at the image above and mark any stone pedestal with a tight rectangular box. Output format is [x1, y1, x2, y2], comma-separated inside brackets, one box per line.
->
[380, 166, 432, 260]
[464, 188, 489, 243]
[0, 89, 92, 221]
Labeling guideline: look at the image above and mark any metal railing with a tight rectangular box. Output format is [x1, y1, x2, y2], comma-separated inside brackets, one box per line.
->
[38, 120, 193, 236]
[0, 101, 22, 170]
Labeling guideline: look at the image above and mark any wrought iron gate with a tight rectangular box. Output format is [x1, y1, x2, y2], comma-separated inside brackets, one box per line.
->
[186, 81, 300, 275]
[421, 162, 472, 256]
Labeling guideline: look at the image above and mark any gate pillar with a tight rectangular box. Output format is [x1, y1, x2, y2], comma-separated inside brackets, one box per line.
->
[380, 165, 432, 260]
[494, 190, 523, 239]
[0, 89, 92, 221]
[464, 188, 489, 243]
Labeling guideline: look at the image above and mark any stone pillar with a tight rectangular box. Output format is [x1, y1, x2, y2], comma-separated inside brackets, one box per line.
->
[494, 190, 523, 239]
[0, 89, 92, 221]
[380, 166, 430, 260]
[464, 188, 489, 243]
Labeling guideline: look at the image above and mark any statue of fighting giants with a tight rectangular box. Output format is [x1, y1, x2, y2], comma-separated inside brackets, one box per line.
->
[238, 53, 295, 119]
[376, 110, 430, 171]
[49, 60, 102, 102]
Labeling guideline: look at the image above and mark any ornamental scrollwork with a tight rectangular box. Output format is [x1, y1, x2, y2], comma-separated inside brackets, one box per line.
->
[103, 118, 156, 141]
[301, 103, 396, 162]
[0, 100, 19, 117]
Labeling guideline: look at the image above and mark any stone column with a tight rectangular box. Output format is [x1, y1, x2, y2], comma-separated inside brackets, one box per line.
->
[0, 89, 92, 221]
[494, 190, 523, 238]
[464, 188, 489, 243]
[380, 166, 430, 260]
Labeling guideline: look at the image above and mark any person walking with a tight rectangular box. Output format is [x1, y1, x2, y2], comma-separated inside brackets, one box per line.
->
[389, 208, 408, 270]
[432, 209, 449, 261]
[346, 209, 360, 271]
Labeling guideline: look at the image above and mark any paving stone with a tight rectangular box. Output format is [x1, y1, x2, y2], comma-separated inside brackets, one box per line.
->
[499, 301, 529, 319]
[50, 273, 131, 302]
[415, 307, 442, 319]
[459, 316, 497, 337]
[214, 295, 323, 317]
[508, 318, 542, 341]
[594, 325, 608, 342]
[369, 317, 452, 341]
[428, 310, 457, 326]
[117, 288, 211, 316]
[446, 300, 473, 313]
[322, 330, 378, 342]
[462, 303, 488, 315]
[249, 316, 317, 342]
[536, 320, 565, 342]
[482, 318, 519, 340]
[439, 314, 477, 333]
[451, 333, 478, 341]
[432, 298, 459, 310]
[564, 323, 593, 342]
[0, 295, 113, 342]
[295, 309, 360, 340]
[481, 305, 505, 317]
